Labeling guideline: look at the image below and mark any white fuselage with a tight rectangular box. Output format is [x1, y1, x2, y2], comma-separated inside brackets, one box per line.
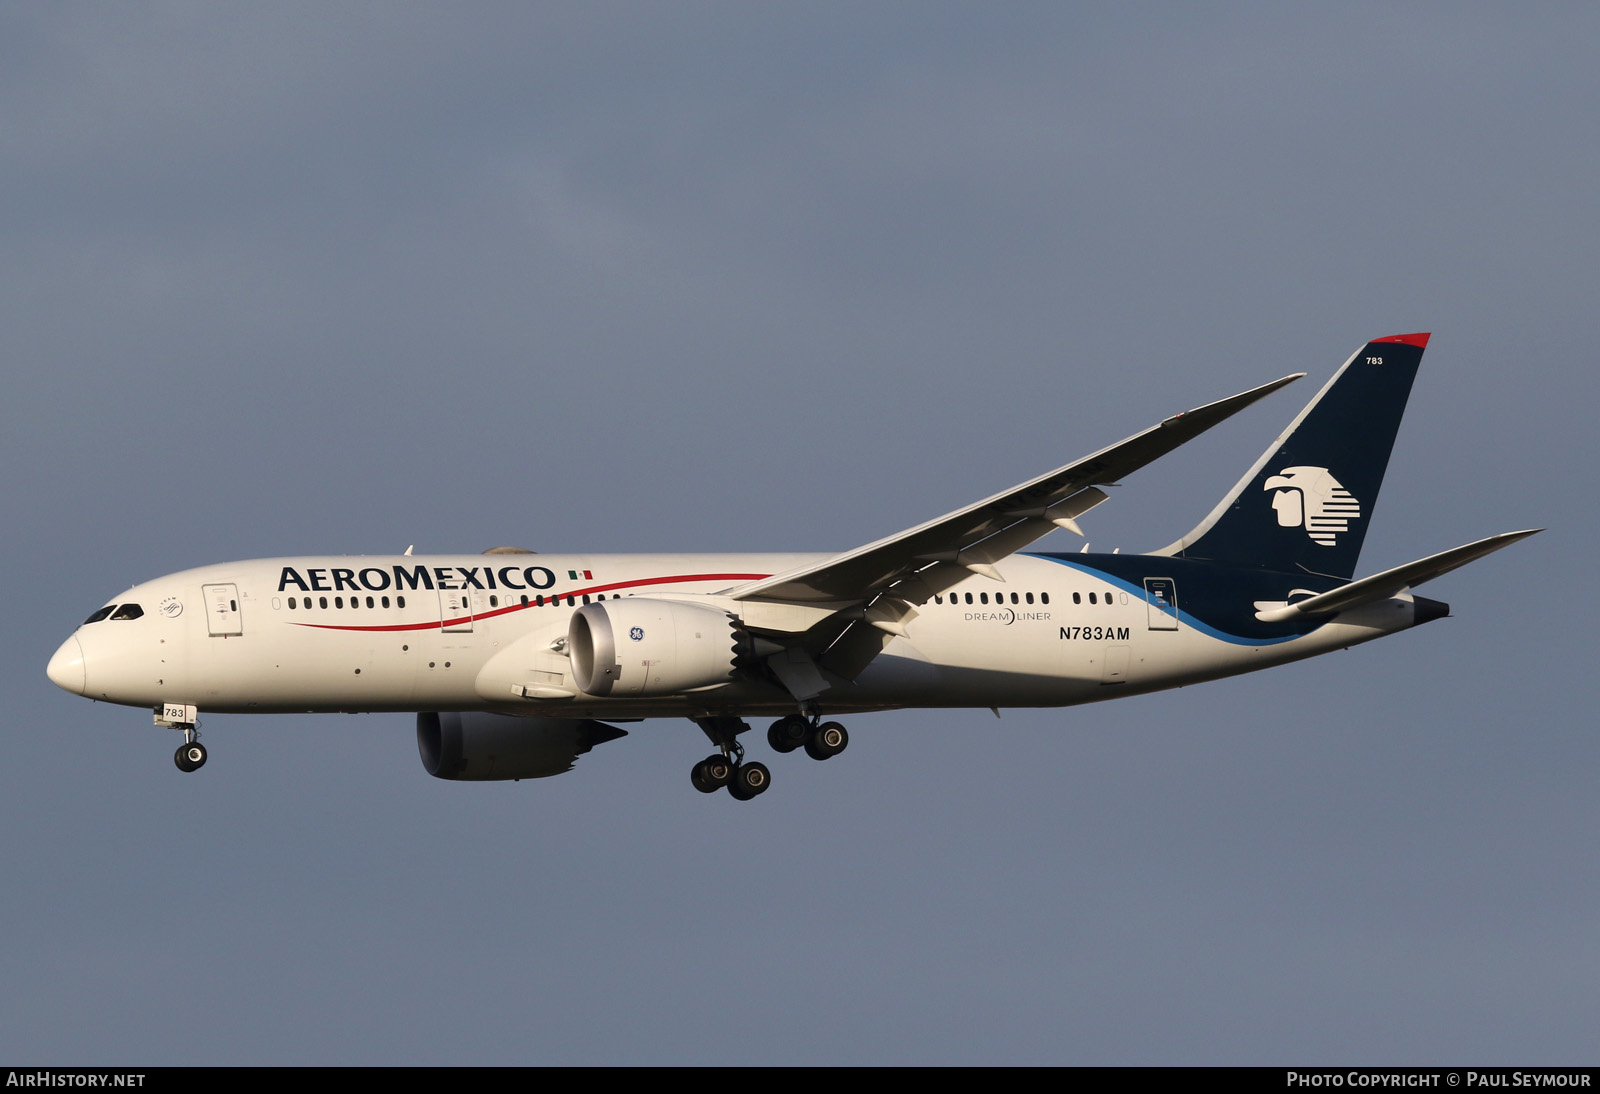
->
[48, 552, 1417, 722]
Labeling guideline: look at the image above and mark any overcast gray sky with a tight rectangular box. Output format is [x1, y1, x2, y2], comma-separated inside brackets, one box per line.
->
[2, 2, 1593, 1064]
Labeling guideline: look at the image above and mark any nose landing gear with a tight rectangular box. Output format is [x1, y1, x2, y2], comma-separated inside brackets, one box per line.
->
[157, 704, 206, 773]
[174, 740, 208, 773]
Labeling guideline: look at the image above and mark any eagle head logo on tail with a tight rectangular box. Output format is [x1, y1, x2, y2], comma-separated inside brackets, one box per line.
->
[1263, 466, 1361, 547]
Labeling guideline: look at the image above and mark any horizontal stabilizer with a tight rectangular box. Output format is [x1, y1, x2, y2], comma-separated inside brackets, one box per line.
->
[1254, 529, 1541, 622]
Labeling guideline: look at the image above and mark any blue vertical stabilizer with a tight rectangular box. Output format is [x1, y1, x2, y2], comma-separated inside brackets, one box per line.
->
[1155, 334, 1429, 579]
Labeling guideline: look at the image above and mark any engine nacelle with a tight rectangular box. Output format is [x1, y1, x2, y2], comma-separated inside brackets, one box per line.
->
[568, 598, 742, 697]
[416, 711, 627, 781]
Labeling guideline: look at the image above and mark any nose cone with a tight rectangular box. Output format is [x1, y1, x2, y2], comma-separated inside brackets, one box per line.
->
[47, 636, 86, 695]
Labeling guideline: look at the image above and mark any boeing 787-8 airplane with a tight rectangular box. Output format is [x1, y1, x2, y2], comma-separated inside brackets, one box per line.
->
[47, 334, 1536, 800]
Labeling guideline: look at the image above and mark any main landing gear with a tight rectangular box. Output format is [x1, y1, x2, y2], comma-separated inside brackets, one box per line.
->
[766, 714, 849, 761]
[690, 716, 772, 801]
[688, 713, 851, 802]
[691, 752, 770, 800]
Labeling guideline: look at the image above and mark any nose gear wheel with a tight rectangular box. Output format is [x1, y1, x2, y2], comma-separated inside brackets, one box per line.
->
[174, 741, 208, 772]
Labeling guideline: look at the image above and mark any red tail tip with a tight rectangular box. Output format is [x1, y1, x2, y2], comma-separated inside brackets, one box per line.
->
[1372, 332, 1430, 347]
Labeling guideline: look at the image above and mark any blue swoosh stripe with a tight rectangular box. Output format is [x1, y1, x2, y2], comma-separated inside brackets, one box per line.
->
[1027, 554, 1304, 647]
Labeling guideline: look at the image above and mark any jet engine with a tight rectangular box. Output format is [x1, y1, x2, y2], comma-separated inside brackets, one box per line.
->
[416, 711, 627, 781]
[567, 598, 743, 697]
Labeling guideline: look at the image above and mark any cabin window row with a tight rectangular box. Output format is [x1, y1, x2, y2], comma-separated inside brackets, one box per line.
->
[931, 590, 1121, 606]
[934, 591, 1050, 606]
[281, 591, 638, 611]
[287, 595, 409, 610]
[513, 593, 633, 607]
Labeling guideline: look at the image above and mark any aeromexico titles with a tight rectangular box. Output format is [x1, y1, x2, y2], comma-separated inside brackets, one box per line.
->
[47, 334, 1538, 800]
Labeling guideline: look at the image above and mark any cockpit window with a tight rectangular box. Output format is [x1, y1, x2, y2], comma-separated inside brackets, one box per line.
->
[83, 606, 116, 625]
[110, 603, 144, 620]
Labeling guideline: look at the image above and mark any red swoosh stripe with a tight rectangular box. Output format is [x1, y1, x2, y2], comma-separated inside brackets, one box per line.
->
[289, 572, 771, 633]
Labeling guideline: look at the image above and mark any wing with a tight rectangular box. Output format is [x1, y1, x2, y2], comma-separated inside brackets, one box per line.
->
[722, 372, 1303, 686]
[728, 373, 1302, 607]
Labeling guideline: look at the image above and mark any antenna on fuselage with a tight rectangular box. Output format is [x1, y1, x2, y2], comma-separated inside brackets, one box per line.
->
[404, 545, 414, 556]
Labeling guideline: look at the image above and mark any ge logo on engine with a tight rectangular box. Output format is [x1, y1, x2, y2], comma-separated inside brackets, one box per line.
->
[629, 626, 645, 641]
